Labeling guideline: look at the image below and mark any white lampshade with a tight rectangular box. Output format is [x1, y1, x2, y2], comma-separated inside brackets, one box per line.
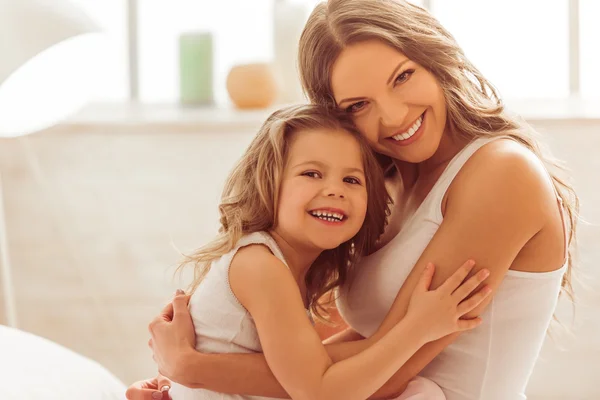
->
[0, 0, 102, 137]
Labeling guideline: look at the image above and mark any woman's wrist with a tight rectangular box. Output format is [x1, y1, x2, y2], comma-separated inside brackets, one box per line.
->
[171, 348, 204, 387]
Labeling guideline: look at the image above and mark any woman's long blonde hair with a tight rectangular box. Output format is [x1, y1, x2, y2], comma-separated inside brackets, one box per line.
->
[179, 104, 390, 318]
[298, 0, 579, 300]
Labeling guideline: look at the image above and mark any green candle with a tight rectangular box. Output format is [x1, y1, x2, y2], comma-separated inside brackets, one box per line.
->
[179, 32, 213, 105]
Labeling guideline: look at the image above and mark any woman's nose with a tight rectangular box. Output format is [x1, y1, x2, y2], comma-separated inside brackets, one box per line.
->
[379, 97, 409, 128]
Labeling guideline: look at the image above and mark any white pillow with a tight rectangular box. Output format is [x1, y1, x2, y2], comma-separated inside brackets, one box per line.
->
[0, 325, 126, 400]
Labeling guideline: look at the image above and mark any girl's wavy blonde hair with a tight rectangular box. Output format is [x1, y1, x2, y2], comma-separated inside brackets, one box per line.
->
[179, 104, 391, 318]
[298, 0, 579, 301]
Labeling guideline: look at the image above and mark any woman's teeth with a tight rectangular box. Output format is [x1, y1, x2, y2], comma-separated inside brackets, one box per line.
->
[392, 115, 423, 141]
[310, 210, 344, 222]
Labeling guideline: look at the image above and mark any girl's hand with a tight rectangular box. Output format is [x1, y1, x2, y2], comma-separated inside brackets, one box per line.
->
[148, 291, 196, 381]
[406, 260, 491, 343]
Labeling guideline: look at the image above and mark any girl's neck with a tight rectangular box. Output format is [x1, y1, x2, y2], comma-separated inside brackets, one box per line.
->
[268, 229, 321, 291]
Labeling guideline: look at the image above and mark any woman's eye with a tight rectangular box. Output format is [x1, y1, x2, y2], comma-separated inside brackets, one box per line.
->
[395, 69, 415, 85]
[344, 177, 362, 185]
[302, 171, 321, 179]
[345, 101, 367, 114]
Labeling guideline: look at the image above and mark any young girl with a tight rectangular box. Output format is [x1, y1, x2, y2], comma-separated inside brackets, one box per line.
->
[143, 105, 491, 400]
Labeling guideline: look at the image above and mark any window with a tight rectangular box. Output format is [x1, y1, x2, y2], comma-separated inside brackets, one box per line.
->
[71, 0, 129, 101]
[68, 0, 595, 105]
[138, 0, 273, 104]
[580, 0, 600, 99]
[431, 0, 570, 99]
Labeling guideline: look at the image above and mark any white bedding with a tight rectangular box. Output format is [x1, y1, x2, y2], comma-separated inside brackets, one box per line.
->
[0, 325, 126, 399]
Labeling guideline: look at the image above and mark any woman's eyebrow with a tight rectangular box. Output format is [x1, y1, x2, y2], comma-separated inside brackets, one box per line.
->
[337, 59, 411, 106]
[386, 59, 411, 85]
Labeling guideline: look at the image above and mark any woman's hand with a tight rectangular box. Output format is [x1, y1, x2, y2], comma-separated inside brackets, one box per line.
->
[125, 374, 171, 400]
[148, 291, 196, 382]
[405, 260, 491, 343]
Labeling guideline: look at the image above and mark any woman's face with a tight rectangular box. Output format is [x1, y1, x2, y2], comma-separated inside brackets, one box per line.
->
[331, 40, 447, 164]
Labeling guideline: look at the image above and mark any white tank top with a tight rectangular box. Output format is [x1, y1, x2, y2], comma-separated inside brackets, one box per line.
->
[337, 137, 567, 400]
[170, 231, 301, 400]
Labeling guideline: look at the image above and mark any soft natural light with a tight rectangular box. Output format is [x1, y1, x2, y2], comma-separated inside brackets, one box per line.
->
[53, 0, 597, 104]
[432, 0, 570, 99]
[138, 0, 275, 105]
[71, 0, 129, 102]
[580, 0, 600, 99]
[0, 34, 103, 136]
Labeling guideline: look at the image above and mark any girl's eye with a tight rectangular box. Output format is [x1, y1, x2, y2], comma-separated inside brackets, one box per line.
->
[394, 69, 415, 85]
[344, 177, 362, 185]
[302, 171, 321, 179]
[345, 101, 367, 114]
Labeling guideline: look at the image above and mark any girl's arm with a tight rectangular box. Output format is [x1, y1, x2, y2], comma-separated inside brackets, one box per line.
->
[226, 245, 488, 400]
[172, 326, 459, 399]
[155, 140, 555, 398]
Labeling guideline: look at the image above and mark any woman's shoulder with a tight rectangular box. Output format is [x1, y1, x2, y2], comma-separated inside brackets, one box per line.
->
[446, 137, 559, 221]
[457, 138, 555, 196]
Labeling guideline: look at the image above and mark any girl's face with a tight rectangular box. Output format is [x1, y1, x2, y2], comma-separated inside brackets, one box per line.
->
[275, 128, 368, 251]
[331, 39, 448, 164]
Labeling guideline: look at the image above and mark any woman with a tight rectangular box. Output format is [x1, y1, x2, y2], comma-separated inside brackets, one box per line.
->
[128, 1, 577, 399]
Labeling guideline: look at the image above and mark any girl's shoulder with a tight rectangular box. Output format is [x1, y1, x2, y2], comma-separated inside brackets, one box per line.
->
[228, 242, 300, 312]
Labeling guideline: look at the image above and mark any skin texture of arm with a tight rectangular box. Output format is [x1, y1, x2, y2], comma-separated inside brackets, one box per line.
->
[222, 244, 433, 400]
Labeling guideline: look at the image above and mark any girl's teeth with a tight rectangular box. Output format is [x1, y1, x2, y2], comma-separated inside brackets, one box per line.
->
[311, 211, 344, 221]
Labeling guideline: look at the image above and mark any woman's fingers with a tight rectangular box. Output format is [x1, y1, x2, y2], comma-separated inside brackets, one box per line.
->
[157, 374, 172, 397]
[160, 302, 174, 322]
[159, 292, 191, 322]
[439, 260, 475, 293]
[172, 294, 191, 320]
[457, 285, 492, 316]
[452, 268, 490, 301]
[148, 315, 163, 334]
[125, 377, 165, 400]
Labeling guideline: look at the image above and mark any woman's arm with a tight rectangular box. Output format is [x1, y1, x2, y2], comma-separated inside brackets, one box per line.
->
[169, 324, 459, 399]
[173, 327, 459, 399]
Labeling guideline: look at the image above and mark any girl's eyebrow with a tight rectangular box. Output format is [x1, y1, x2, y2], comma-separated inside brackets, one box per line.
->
[292, 160, 365, 176]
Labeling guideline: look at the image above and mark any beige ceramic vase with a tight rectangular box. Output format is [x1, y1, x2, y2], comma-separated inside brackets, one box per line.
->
[226, 63, 280, 109]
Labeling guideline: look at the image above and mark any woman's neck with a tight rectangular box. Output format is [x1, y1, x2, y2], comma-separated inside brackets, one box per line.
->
[394, 130, 469, 190]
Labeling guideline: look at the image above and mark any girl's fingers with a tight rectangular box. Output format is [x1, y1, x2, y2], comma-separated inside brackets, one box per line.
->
[416, 263, 436, 292]
[456, 286, 492, 316]
[452, 268, 490, 301]
[439, 260, 476, 293]
[456, 317, 483, 331]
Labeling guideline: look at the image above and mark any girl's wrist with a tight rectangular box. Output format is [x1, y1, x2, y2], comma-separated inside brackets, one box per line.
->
[389, 312, 430, 347]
